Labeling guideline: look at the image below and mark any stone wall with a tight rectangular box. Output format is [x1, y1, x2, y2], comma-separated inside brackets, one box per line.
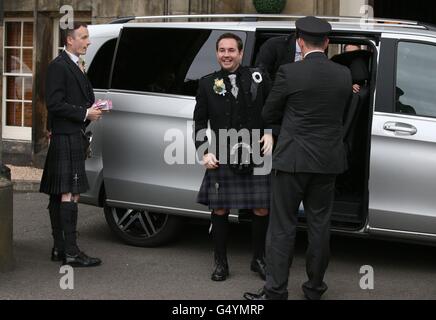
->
[3, 0, 346, 27]
[4, 0, 35, 12]
[340, 0, 368, 17]
[0, 5, 3, 165]
[91, 0, 164, 24]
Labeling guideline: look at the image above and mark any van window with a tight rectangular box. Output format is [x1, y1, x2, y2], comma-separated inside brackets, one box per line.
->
[396, 41, 436, 117]
[87, 38, 117, 90]
[111, 28, 246, 96]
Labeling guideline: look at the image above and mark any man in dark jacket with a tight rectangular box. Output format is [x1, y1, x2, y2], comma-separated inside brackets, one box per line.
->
[244, 16, 352, 300]
[40, 22, 102, 267]
[255, 33, 300, 81]
[194, 33, 273, 282]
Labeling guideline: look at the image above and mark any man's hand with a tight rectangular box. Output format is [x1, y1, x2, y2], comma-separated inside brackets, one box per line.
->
[87, 105, 103, 121]
[260, 133, 274, 156]
[202, 153, 219, 170]
[352, 84, 361, 94]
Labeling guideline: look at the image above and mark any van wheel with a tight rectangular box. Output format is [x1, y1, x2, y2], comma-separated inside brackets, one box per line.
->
[103, 204, 183, 247]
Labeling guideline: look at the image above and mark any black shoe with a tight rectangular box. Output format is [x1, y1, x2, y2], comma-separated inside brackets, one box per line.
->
[63, 251, 102, 268]
[211, 256, 229, 281]
[51, 247, 65, 262]
[302, 281, 327, 300]
[244, 289, 269, 300]
[250, 257, 266, 280]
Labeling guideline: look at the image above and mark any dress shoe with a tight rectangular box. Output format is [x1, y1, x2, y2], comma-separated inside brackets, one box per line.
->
[244, 289, 269, 300]
[250, 257, 266, 280]
[302, 281, 327, 300]
[63, 251, 102, 268]
[211, 256, 229, 281]
[51, 247, 65, 262]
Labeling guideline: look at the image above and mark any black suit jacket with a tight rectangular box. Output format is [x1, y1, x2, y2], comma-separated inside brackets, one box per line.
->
[46, 51, 95, 135]
[193, 66, 270, 157]
[262, 52, 352, 174]
[255, 34, 296, 81]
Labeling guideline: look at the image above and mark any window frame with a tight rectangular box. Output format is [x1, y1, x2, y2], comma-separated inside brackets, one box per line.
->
[394, 39, 436, 120]
[109, 27, 252, 98]
[87, 37, 118, 90]
[2, 17, 34, 141]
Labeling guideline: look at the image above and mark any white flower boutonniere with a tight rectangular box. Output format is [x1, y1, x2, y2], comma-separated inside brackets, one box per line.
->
[213, 78, 227, 96]
[252, 71, 263, 84]
[78, 56, 86, 73]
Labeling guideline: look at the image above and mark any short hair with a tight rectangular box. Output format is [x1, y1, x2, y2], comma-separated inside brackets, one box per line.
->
[61, 22, 88, 47]
[216, 33, 243, 52]
[300, 35, 327, 49]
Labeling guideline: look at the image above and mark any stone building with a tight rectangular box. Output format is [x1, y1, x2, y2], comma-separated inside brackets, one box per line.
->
[1, 0, 432, 166]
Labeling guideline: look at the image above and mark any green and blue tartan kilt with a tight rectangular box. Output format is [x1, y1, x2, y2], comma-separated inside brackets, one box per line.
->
[197, 164, 271, 210]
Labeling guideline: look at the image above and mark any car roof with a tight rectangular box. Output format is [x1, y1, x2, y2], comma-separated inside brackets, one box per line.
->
[87, 14, 436, 39]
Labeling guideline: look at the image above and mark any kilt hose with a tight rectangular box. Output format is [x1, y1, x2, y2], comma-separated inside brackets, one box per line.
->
[197, 164, 271, 210]
[40, 132, 89, 195]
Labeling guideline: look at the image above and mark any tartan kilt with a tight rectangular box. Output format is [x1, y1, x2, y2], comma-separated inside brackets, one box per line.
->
[197, 164, 271, 210]
[40, 132, 89, 195]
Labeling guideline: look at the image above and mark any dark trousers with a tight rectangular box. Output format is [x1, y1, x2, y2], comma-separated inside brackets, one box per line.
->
[264, 171, 336, 300]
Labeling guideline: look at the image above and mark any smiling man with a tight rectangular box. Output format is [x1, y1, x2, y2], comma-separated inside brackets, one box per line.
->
[193, 33, 273, 282]
[40, 22, 102, 267]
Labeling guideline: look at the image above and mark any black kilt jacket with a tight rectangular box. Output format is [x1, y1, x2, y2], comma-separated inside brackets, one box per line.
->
[193, 66, 271, 158]
[46, 51, 95, 134]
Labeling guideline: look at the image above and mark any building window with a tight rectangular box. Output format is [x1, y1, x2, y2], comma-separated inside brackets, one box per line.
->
[2, 19, 33, 140]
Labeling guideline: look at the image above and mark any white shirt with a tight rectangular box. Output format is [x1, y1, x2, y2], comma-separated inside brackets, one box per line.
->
[303, 49, 325, 59]
[64, 49, 88, 122]
[65, 49, 80, 66]
[295, 41, 303, 62]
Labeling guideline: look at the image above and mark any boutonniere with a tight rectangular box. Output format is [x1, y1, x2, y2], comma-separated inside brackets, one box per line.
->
[250, 70, 263, 102]
[252, 71, 263, 84]
[78, 56, 86, 73]
[213, 78, 227, 96]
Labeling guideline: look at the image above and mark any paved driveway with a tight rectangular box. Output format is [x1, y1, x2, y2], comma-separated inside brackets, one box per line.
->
[1, 192, 435, 300]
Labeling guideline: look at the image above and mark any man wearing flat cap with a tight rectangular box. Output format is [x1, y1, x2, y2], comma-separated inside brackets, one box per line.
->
[244, 16, 352, 300]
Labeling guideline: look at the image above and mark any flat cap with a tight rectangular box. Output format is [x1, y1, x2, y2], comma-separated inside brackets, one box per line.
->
[296, 16, 332, 41]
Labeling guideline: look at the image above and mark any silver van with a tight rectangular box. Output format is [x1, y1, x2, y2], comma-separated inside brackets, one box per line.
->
[80, 14, 436, 247]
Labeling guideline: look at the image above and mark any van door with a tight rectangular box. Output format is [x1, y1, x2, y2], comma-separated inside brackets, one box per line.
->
[82, 37, 118, 205]
[103, 27, 253, 216]
[369, 33, 436, 239]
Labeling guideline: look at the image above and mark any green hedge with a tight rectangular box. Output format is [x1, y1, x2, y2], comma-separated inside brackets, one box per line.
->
[253, 0, 287, 14]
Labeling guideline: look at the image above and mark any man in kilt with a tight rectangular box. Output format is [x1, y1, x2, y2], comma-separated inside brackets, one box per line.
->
[193, 33, 274, 281]
[40, 22, 103, 267]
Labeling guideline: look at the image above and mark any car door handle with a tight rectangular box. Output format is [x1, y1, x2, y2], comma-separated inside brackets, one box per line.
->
[383, 122, 417, 135]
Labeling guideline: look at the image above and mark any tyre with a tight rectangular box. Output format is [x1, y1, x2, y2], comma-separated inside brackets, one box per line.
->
[104, 203, 184, 247]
